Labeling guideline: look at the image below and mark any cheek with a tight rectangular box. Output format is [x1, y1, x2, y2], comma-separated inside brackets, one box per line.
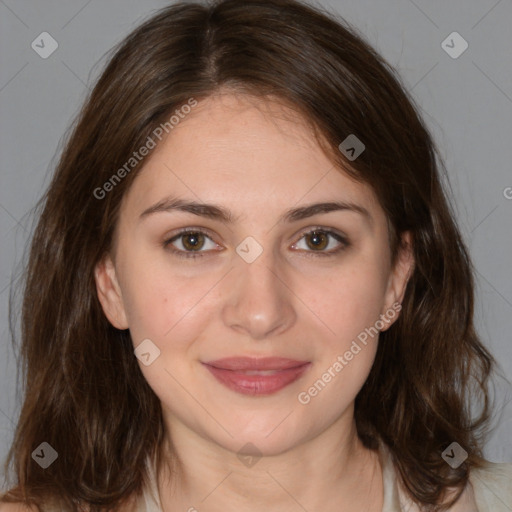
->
[298, 256, 389, 349]
[118, 254, 219, 347]
[295, 260, 386, 420]
[122, 264, 220, 403]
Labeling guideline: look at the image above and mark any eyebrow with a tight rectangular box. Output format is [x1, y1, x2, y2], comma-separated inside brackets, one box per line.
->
[139, 196, 372, 226]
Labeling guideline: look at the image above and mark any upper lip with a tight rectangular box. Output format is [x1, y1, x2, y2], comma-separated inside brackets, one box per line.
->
[203, 357, 310, 371]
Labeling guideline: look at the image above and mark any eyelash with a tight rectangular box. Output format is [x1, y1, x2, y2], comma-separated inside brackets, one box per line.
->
[162, 227, 350, 260]
[163, 228, 219, 260]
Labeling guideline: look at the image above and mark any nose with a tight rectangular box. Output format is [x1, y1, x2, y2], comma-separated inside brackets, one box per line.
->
[221, 249, 296, 340]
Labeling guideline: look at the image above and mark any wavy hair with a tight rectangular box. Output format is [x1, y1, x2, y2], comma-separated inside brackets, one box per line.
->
[1, 0, 499, 510]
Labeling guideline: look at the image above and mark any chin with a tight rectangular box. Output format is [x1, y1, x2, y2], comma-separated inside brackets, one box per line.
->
[201, 411, 313, 458]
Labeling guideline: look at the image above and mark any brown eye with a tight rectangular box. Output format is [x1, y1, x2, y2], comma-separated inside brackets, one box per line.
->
[305, 230, 329, 250]
[291, 228, 349, 256]
[163, 229, 220, 259]
[181, 232, 205, 251]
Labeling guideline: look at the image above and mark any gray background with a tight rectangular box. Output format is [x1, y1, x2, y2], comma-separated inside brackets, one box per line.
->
[1, 0, 511, 490]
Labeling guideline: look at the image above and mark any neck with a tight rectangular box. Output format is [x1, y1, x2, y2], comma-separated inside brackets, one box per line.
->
[155, 413, 383, 512]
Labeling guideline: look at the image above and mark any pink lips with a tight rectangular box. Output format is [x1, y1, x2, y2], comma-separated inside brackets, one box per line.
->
[202, 357, 311, 396]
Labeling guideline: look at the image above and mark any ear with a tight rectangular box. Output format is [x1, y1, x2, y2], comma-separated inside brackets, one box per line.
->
[94, 254, 129, 330]
[381, 231, 414, 330]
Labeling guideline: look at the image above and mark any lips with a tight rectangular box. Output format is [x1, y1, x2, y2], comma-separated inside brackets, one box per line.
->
[204, 357, 309, 371]
[202, 357, 311, 395]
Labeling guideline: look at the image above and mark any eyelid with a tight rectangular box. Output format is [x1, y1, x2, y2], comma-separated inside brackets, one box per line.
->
[293, 225, 349, 243]
[163, 227, 221, 259]
[165, 226, 218, 242]
[290, 226, 350, 255]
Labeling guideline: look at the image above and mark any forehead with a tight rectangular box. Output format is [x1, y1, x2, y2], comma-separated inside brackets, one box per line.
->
[120, 93, 382, 223]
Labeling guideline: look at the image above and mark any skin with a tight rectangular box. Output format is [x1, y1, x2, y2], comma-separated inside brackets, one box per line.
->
[94, 91, 414, 512]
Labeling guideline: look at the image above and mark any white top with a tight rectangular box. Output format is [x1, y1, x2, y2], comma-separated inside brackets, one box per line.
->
[137, 443, 512, 511]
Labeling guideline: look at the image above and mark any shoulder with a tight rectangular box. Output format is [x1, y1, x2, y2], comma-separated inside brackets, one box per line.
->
[0, 493, 140, 512]
[0, 499, 137, 512]
[469, 460, 512, 511]
[0, 503, 39, 512]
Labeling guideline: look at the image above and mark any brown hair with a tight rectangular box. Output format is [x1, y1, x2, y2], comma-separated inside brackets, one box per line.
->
[1, 0, 501, 510]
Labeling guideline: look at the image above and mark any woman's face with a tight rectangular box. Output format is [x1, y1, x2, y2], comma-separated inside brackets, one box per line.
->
[95, 92, 413, 456]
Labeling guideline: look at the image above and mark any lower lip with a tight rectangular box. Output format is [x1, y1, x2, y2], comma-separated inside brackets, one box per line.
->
[203, 363, 311, 396]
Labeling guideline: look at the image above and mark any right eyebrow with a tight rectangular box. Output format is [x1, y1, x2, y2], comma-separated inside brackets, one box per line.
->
[139, 197, 236, 223]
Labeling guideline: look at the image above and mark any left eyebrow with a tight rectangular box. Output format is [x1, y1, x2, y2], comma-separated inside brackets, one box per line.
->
[139, 196, 372, 227]
[282, 201, 372, 227]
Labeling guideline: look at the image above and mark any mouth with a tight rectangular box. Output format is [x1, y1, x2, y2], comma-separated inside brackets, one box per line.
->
[202, 357, 311, 396]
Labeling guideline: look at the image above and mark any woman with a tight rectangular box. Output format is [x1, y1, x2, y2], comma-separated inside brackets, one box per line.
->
[1, 0, 511, 510]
